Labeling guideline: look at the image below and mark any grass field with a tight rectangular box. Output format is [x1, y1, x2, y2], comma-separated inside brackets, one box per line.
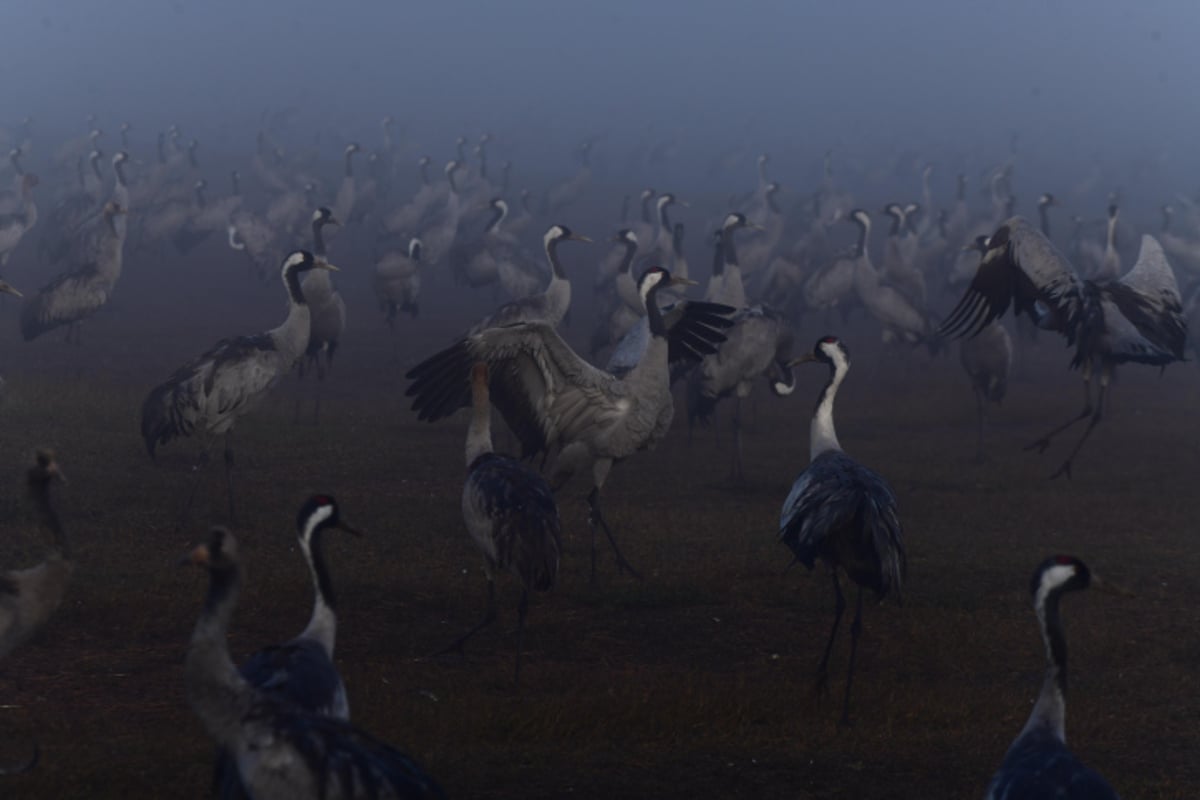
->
[0, 248, 1198, 799]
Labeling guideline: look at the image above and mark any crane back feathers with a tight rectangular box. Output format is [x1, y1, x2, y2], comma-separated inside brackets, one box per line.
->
[779, 451, 905, 600]
[466, 453, 561, 592]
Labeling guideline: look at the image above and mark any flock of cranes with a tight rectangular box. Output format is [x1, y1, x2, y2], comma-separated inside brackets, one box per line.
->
[0, 111, 1192, 797]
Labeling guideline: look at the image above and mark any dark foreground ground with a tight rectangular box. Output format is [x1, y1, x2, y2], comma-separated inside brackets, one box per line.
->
[0, 249, 1198, 799]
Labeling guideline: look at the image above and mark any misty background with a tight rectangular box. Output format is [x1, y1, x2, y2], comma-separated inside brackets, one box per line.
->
[3, 0, 1195, 198]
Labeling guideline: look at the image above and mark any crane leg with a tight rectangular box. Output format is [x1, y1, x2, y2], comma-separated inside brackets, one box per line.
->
[434, 578, 496, 659]
[815, 570, 846, 698]
[841, 588, 864, 727]
[1049, 367, 1110, 480]
[586, 487, 641, 582]
[178, 440, 218, 529]
[731, 397, 745, 484]
[514, 588, 529, 686]
[1025, 364, 1093, 454]
[973, 386, 987, 463]
[223, 433, 236, 522]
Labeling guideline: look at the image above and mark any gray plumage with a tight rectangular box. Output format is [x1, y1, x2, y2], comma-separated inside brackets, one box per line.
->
[441, 364, 561, 682]
[687, 305, 795, 480]
[466, 224, 590, 335]
[0, 451, 71, 662]
[960, 321, 1012, 461]
[140, 250, 334, 520]
[778, 336, 905, 724]
[408, 267, 734, 579]
[374, 238, 422, 324]
[22, 201, 126, 343]
[184, 528, 444, 800]
[985, 557, 1123, 800]
[941, 219, 1186, 477]
[300, 208, 346, 382]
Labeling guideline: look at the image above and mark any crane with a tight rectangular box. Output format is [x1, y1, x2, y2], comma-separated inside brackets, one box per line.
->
[985, 556, 1129, 800]
[407, 267, 735, 580]
[779, 336, 906, 725]
[940, 219, 1186, 477]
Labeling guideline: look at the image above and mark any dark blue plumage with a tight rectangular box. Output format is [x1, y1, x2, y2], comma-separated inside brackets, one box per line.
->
[985, 556, 1123, 800]
[777, 335, 906, 724]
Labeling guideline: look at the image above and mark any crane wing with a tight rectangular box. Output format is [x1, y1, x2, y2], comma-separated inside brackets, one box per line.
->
[1089, 235, 1187, 365]
[939, 217, 1083, 341]
[407, 322, 615, 458]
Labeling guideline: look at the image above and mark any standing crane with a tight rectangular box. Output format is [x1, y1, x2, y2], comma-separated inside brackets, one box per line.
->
[297, 208, 346, 423]
[140, 250, 337, 521]
[778, 336, 906, 725]
[940, 220, 1186, 478]
[407, 267, 735, 580]
[985, 556, 1128, 800]
[437, 363, 561, 684]
[213, 495, 364, 799]
[21, 200, 127, 344]
[183, 527, 445, 799]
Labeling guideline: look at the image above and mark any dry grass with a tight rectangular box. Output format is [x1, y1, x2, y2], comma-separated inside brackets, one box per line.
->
[0, 251, 1197, 798]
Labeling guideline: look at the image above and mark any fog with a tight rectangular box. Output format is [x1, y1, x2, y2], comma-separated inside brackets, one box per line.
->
[5, 1, 1198, 186]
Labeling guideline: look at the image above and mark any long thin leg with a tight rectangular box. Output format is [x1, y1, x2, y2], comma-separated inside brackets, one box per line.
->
[731, 397, 745, 484]
[586, 487, 641, 581]
[1049, 364, 1111, 480]
[973, 386, 986, 463]
[223, 432, 236, 522]
[841, 587, 864, 726]
[1025, 361, 1093, 454]
[514, 589, 529, 685]
[435, 578, 497, 658]
[178, 439, 218, 529]
[815, 570, 846, 696]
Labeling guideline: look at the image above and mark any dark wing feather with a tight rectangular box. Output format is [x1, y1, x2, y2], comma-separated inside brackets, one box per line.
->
[940, 217, 1083, 342]
[987, 729, 1119, 800]
[664, 300, 737, 363]
[779, 451, 905, 599]
[468, 454, 562, 591]
[407, 323, 614, 460]
[243, 702, 446, 800]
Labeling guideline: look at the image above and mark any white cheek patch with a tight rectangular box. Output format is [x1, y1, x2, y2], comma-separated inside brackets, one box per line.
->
[1035, 563, 1077, 609]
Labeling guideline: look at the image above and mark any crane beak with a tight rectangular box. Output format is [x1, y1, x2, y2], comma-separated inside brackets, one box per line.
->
[569, 233, 593, 243]
[328, 216, 342, 227]
[315, 260, 340, 272]
[0, 281, 23, 298]
[668, 276, 699, 288]
[748, 222, 767, 232]
[1090, 574, 1135, 598]
[786, 353, 818, 367]
[334, 520, 365, 538]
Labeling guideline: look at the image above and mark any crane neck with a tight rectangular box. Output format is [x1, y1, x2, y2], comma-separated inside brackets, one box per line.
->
[545, 236, 569, 280]
[1039, 204, 1051, 239]
[640, 192, 655, 224]
[757, 158, 768, 187]
[810, 357, 846, 460]
[343, 149, 356, 178]
[853, 217, 871, 259]
[90, 157, 103, 181]
[29, 472, 69, 560]
[113, 159, 127, 189]
[194, 184, 207, 209]
[478, 148, 488, 180]
[312, 218, 331, 258]
[10, 150, 23, 177]
[466, 385, 494, 467]
[658, 200, 673, 234]
[645, 283, 668, 338]
[186, 561, 253, 744]
[1105, 214, 1118, 252]
[485, 203, 506, 234]
[418, 161, 430, 186]
[298, 520, 337, 654]
[618, 238, 638, 275]
[1019, 585, 1069, 743]
[671, 225, 684, 260]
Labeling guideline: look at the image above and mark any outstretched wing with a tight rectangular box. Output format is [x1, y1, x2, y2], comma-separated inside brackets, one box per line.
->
[939, 217, 1083, 342]
[407, 322, 616, 458]
[1093, 235, 1187, 365]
